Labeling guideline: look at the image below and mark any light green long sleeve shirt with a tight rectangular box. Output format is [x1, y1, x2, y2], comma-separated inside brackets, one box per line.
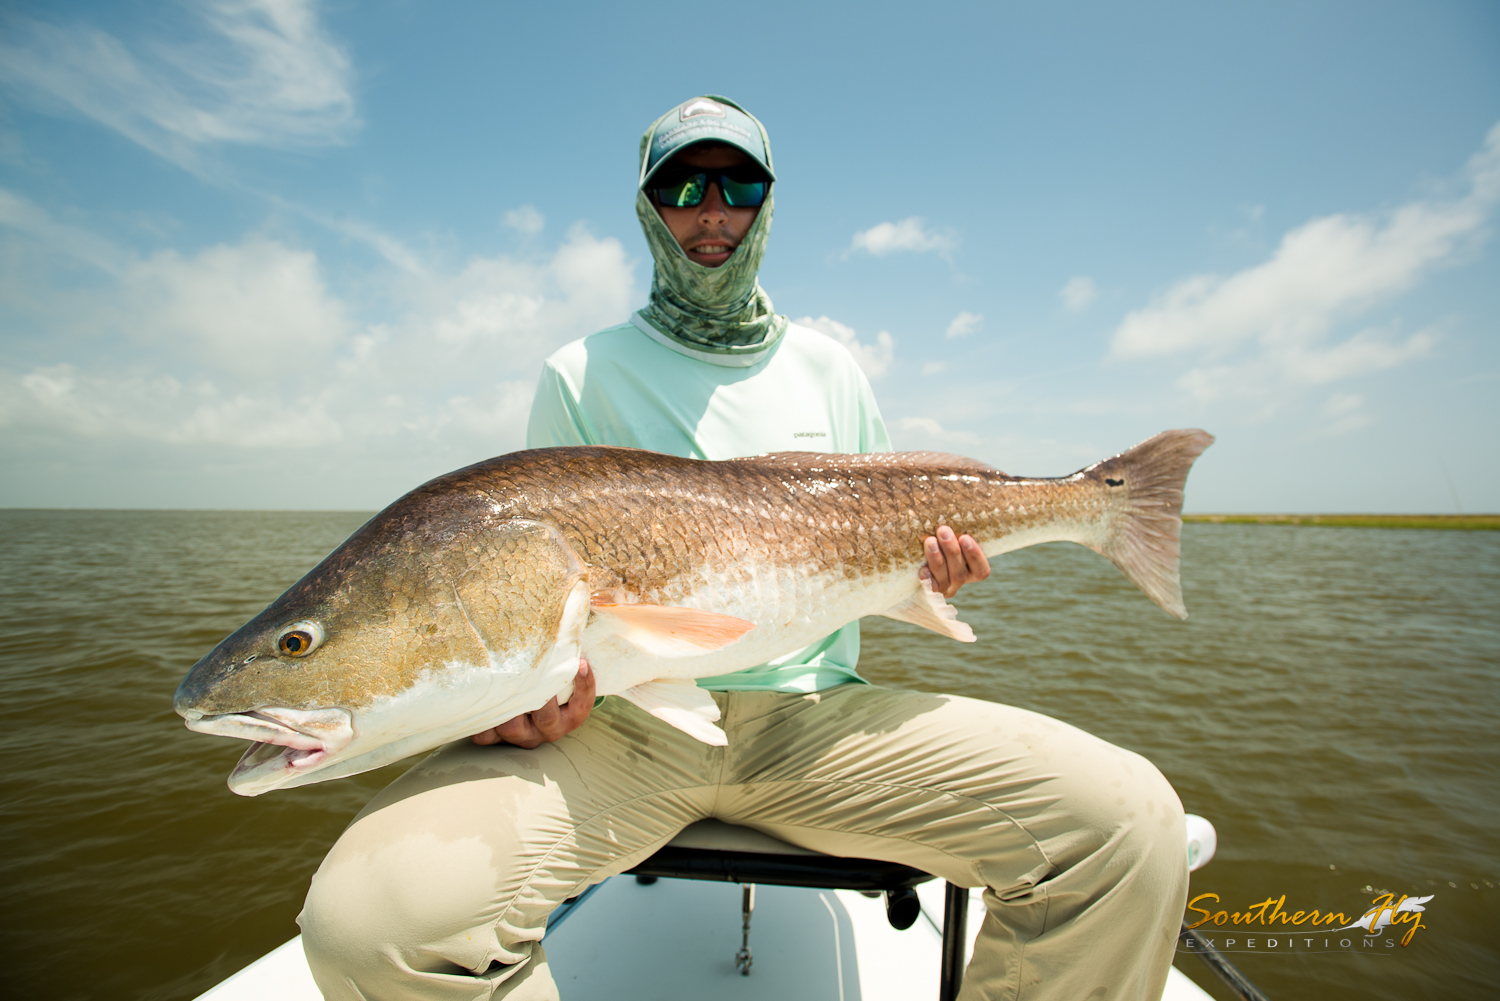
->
[526, 313, 892, 692]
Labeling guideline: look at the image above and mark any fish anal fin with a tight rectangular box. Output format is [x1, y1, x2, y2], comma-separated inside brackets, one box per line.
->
[590, 601, 754, 657]
[619, 679, 728, 746]
[878, 578, 976, 643]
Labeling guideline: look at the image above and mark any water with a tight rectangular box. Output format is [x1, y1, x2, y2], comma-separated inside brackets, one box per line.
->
[0, 510, 1495, 1000]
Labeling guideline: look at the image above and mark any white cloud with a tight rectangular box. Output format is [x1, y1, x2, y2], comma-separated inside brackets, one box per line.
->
[440, 380, 536, 438]
[922, 361, 946, 376]
[1, 192, 351, 376]
[945, 311, 983, 339]
[0, 197, 636, 464]
[122, 237, 351, 376]
[0, 221, 355, 449]
[794, 315, 896, 379]
[1111, 121, 1500, 401]
[0, 188, 129, 272]
[503, 205, 546, 236]
[308, 211, 426, 274]
[0, 0, 356, 168]
[413, 224, 634, 351]
[1170, 323, 1438, 406]
[1320, 392, 1374, 435]
[848, 217, 956, 257]
[890, 416, 981, 449]
[1060, 276, 1098, 312]
[2, 363, 344, 448]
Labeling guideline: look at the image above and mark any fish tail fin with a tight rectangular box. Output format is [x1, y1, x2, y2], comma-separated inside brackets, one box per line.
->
[1083, 429, 1215, 619]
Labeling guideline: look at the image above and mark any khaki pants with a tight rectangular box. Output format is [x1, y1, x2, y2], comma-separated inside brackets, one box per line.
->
[300, 686, 1187, 1000]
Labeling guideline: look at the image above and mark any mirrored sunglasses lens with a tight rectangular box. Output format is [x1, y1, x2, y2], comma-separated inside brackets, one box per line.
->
[656, 174, 706, 207]
[721, 178, 767, 207]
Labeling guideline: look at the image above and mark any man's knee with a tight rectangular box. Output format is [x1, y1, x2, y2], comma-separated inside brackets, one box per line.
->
[1120, 755, 1185, 868]
[1055, 746, 1186, 882]
[299, 826, 526, 991]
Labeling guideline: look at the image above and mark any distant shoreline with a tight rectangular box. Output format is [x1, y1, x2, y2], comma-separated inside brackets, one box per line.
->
[1184, 514, 1499, 531]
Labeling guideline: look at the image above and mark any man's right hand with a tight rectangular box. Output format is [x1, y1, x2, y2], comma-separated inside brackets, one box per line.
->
[470, 659, 596, 749]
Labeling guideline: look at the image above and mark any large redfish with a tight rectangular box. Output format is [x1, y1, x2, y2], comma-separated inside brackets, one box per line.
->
[174, 430, 1213, 795]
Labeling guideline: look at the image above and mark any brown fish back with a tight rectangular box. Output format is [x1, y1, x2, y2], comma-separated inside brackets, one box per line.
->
[413, 448, 1069, 604]
[395, 429, 1213, 619]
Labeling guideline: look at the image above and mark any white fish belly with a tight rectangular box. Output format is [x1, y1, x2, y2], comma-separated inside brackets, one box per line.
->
[583, 559, 925, 694]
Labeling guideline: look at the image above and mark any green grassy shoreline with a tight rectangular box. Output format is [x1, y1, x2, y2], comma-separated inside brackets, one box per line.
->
[1183, 513, 1499, 530]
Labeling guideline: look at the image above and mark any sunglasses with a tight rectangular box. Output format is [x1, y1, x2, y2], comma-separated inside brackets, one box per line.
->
[647, 167, 769, 208]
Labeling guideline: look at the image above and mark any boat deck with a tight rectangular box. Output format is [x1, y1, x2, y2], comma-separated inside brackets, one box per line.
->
[197, 876, 1214, 1000]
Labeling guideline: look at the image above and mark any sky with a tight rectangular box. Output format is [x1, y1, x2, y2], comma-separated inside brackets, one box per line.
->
[1, 0, 1496, 512]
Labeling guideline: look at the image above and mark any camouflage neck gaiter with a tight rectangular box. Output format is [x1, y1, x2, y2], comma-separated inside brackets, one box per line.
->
[634, 120, 788, 357]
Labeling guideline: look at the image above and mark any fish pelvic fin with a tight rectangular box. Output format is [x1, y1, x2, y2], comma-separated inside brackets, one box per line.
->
[1084, 428, 1215, 620]
[878, 577, 976, 642]
[590, 601, 755, 657]
[619, 679, 727, 745]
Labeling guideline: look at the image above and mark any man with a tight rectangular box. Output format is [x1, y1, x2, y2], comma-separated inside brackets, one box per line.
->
[301, 96, 1188, 1001]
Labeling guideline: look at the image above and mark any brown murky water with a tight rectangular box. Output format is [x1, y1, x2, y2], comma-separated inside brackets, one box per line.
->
[0, 510, 1495, 1000]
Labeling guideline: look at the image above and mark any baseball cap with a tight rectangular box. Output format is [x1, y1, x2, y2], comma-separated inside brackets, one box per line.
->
[640, 95, 776, 187]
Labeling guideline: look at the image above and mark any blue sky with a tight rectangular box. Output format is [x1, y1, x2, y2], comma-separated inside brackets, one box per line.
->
[1, 0, 1496, 512]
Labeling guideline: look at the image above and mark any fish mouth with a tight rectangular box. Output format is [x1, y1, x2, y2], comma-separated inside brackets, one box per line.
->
[181, 706, 354, 796]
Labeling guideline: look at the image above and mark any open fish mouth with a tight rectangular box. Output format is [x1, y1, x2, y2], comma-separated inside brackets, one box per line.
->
[234, 737, 325, 775]
[181, 706, 354, 792]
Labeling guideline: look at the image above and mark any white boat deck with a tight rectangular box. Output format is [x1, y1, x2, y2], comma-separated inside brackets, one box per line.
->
[196, 877, 1214, 1000]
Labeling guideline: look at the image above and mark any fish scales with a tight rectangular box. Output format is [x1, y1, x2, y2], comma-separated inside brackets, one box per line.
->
[483, 450, 1026, 590]
[174, 430, 1213, 795]
[451, 449, 1062, 656]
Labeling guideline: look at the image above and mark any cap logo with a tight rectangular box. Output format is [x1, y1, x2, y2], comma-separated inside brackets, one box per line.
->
[680, 98, 726, 121]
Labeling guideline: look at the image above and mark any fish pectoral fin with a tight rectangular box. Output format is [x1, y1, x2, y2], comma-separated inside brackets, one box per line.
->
[878, 578, 977, 642]
[590, 601, 755, 657]
[619, 679, 728, 746]
[543, 581, 591, 705]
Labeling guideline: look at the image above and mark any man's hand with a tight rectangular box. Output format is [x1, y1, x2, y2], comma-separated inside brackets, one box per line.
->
[470, 659, 596, 749]
[920, 525, 991, 599]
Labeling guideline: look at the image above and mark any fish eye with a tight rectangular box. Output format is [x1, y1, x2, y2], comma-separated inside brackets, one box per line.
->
[276, 621, 324, 658]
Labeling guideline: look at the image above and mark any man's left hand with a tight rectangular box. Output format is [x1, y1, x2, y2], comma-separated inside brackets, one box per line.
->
[920, 525, 991, 598]
[469, 659, 596, 748]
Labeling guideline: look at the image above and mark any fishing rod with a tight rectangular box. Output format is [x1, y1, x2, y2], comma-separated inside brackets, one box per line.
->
[1180, 924, 1272, 1001]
